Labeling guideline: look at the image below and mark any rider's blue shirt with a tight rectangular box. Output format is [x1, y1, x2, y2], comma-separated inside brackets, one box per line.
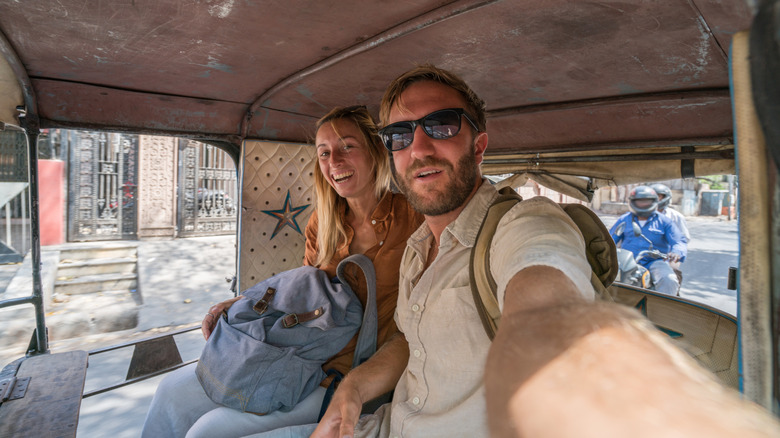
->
[609, 211, 687, 267]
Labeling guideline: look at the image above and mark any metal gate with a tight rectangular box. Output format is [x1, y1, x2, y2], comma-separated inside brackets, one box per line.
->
[177, 140, 237, 237]
[68, 131, 138, 241]
[0, 129, 30, 262]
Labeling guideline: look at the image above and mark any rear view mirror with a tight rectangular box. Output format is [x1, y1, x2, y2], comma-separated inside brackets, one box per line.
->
[632, 222, 643, 237]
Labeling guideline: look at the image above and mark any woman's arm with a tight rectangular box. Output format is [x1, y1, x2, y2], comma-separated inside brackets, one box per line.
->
[201, 295, 243, 340]
[312, 332, 409, 438]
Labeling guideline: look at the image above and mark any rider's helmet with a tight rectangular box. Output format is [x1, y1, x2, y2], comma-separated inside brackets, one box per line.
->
[650, 183, 672, 210]
[628, 185, 659, 217]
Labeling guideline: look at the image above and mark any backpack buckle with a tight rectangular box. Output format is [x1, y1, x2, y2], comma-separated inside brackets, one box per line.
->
[253, 288, 276, 314]
[282, 313, 299, 328]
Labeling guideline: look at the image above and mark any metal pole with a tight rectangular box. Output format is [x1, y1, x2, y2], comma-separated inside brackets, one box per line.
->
[21, 187, 26, 254]
[3, 23, 47, 354]
[25, 126, 47, 355]
[5, 202, 11, 248]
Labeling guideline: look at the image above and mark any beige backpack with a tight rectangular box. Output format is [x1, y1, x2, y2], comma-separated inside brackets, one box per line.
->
[469, 187, 618, 340]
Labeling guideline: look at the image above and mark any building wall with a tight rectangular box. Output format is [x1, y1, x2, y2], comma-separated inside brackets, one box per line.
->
[137, 136, 177, 239]
[39, 159, 64, 245]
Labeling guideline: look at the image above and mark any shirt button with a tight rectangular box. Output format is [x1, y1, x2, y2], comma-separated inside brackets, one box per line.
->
[413, 349, 421, 358]
[379, 241, 384, 246]
[371, 219, 377, 225]
[412, 304, 419, 312]
[412, 396, 420, 405]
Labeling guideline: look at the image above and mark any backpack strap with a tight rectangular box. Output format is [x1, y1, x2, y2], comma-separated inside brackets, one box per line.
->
[319, 254, 378, 421]
[336, 254, 378, 368]
[469, 187, 619, 341]
[559, 204, 618, 298]
[469, 187, 522, 340]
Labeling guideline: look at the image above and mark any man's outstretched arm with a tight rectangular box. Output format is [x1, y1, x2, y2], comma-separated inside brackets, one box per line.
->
[485, 265, 780, 438]
[312, 332, 409, 438]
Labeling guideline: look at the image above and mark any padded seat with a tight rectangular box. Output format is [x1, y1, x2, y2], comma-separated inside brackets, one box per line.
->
[0, 351, 88, 438]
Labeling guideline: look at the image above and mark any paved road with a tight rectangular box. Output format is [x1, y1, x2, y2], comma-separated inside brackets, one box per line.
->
[0, 235, 236, 438]
[677, 217, 738, 315]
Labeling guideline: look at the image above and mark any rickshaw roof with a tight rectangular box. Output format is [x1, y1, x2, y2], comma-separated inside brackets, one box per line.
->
[0, 0, 753, 183]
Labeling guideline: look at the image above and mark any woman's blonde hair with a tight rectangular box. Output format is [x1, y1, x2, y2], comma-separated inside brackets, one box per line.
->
[312, 106, 391, 267]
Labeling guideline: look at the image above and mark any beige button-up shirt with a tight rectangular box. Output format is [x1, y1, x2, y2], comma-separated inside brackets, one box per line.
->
[356, 180, 593, 437]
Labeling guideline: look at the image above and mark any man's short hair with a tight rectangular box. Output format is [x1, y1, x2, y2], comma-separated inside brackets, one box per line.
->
[379, 64, 487, 131]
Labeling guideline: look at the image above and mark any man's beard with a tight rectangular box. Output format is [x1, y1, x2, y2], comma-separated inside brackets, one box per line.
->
[393, 150, 478, 216]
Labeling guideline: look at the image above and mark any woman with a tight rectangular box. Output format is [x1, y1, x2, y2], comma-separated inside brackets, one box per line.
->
[141, 106, 423, 438]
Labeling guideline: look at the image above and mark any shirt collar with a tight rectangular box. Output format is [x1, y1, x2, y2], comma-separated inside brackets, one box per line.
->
[632, 211, 659, 222]
[337, 190, 392, 222]
[371, 190, 393, 222]
[442, 179, 497, 248]
[407, 179, 499, 251]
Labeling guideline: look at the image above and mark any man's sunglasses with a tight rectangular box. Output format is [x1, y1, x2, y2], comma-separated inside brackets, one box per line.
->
[378, 108, 479, 151]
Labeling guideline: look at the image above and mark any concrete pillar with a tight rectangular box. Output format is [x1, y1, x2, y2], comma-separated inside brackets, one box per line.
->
[38, 159, 64, 245]
[137, 136, 177, 239]
[591, 187, 602, 211]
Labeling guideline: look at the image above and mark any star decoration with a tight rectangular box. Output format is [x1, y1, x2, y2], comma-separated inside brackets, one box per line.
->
[261, 190, 310, 239]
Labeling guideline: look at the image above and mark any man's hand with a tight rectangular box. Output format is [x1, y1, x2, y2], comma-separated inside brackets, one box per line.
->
[667, 252, 681, 263]
[201, 296, 243, 340]
[311, 381, 363, 438]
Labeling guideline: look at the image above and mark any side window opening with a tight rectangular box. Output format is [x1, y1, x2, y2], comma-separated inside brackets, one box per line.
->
[496, 175, 738, 316]
[0, 129, 238, 366]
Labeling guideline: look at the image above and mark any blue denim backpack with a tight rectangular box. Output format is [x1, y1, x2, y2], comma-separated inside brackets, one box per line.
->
[196, 254, 377, 414]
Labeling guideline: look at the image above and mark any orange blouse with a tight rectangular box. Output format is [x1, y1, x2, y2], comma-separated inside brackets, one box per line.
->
[303, 191, 424, 378]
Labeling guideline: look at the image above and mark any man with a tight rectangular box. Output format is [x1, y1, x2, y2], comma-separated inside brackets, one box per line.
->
[309, 65, 779, 438]
[651, 182, 689, 284]
[610, 185, 686, 296]
[651, 182, 691, 243]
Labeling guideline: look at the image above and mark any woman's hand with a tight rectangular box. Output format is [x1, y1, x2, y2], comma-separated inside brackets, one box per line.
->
[310, 380, 363, 438]
[201, 296, 243, 340]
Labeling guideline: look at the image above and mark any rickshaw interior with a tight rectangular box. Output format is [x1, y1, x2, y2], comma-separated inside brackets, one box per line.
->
[0, 0, 778, 436]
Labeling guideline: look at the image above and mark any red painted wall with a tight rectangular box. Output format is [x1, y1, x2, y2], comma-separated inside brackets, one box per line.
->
[38, 159, 64, 246]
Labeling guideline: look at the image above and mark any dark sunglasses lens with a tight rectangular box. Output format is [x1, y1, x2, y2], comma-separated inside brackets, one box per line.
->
[381, 123, 415, 151]
[423, 110, 461, 140]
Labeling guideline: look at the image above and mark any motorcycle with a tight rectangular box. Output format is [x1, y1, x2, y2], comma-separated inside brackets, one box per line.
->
[616, 247, 651, 289]
[614, 221, 679, 295]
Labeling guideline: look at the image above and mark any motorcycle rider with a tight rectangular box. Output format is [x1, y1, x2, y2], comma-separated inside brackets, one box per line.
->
[651, 183, 691, 243]
[610, 185, 687, 295]
[651, 183, 689, 285]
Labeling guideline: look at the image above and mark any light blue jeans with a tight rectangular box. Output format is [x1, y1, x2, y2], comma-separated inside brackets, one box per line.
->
[648, 259, 680, 296]
[140, 363, 326, 438]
